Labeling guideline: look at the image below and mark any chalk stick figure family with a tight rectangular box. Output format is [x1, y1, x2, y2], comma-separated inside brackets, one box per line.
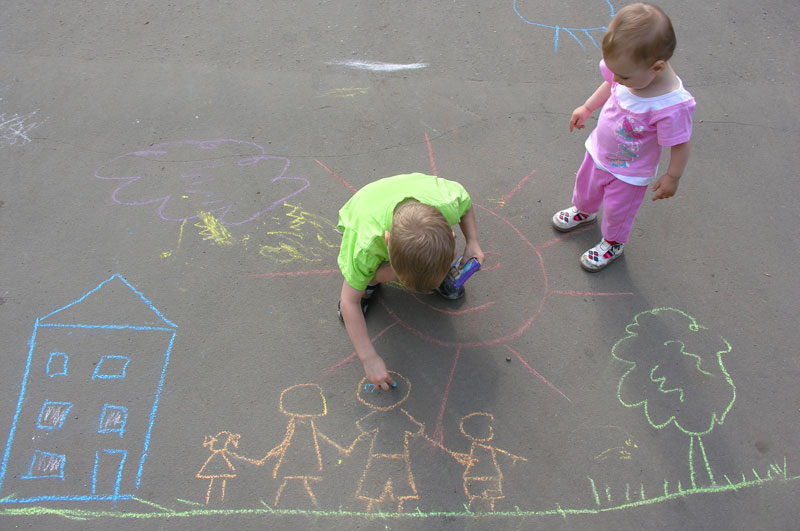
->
[198, 378, 526, 512]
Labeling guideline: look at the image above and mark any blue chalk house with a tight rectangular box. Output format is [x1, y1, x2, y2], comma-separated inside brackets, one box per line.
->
[0, 274, 178, 503]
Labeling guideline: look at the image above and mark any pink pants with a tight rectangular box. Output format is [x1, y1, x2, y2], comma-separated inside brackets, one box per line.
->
[571, 152, 648, 243]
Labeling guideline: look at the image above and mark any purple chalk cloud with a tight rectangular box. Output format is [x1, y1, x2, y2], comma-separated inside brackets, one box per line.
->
[95, 139, 310, 226]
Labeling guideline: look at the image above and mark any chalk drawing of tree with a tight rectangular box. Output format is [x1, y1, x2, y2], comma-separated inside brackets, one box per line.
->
[611, 308, 735, 488]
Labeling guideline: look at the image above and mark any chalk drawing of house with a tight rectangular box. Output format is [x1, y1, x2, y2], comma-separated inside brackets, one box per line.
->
[0, 274, 178, 503]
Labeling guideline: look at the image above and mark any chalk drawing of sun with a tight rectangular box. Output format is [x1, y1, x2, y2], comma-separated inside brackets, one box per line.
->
[513, 0, 616, 52]
[312, 132, 635, 445]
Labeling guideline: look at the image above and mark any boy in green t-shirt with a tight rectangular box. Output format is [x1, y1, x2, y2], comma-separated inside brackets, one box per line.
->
[337, 173, 485, 391]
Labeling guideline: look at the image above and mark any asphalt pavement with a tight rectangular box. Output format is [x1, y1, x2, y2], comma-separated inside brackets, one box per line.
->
[0, 1, 798, 529]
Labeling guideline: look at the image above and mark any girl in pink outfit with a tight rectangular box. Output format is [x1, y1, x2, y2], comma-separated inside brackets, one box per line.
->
[553, 3, 695, 271]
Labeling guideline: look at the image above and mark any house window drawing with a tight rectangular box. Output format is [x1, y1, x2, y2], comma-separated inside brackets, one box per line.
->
[46, 353, 68, 377]
[36, 401, 73, 431]
[98, 405, 128, 437]
[0, 274, 178, 503]
[93, 356, 131, 380]
[22, 451, 66, 480]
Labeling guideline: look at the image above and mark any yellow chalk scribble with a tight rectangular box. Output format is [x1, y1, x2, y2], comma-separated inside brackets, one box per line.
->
[196, 211, 234, 246]
[177, 219, 187, 247]
[259, 203, 340, 264]
[161, 219, 188, 259]
[320, 87, 369, 99]
[595, 438, 639, 462]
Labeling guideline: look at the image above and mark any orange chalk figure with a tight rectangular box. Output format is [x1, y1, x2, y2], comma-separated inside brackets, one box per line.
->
[256, 383, 360, 507]
[457, 412, 527, 512]
[196, 431, 241, 504]
[353, 372, 425, 513]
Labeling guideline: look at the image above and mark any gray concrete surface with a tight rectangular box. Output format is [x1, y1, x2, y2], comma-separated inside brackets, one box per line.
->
[0, 1, 798, 529]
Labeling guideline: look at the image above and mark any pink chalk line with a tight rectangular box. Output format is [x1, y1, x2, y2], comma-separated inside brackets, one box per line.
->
[381, 293, 546, 349]
[433, 346, 462, 445]
[323, 322, 400, 376]
[537, 225, 595, 250]
[482, 261, 503, 271]
[477, 250, 503, 271]
[505, 345, 570, 401]
[316, 159, 358, 194]
[250, 269, 339, 278]
[408, 294, 496, 316]
[425, 133, 438, 177]
[493, 169, 537, 212]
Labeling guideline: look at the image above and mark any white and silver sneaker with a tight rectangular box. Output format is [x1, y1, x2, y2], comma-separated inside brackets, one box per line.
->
[580, 239, 624, 272]
[552, 206, 597, 232]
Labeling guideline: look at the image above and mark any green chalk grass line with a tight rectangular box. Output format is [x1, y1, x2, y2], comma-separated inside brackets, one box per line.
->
[1, 465, 796, 522]
[588, 476, 600, 506]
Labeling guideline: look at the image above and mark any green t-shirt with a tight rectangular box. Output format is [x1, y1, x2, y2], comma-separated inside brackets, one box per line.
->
[337, 173, 472, 291]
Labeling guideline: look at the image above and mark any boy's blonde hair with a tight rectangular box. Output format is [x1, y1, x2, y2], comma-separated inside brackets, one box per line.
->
[388, 201, 455, 293]
[602, 3, 676, 66]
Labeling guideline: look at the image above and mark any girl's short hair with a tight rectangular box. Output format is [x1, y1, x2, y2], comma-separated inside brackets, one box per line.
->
[602, 3, 676, 66]
[389, 201, 455, 293]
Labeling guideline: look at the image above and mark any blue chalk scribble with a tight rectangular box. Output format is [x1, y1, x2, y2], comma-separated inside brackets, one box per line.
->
[513, 0, 615, 52]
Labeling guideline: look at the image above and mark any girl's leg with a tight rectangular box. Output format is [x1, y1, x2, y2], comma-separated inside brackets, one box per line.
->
[571, 153, 607, 214]
[600, 180, 648, 243]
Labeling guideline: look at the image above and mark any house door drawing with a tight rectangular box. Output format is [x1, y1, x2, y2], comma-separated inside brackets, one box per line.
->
[93, 449, 128, 498]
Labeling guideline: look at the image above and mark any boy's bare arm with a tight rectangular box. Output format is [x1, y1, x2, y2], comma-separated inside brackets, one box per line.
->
[570, 81, 612, 132]
[340, 280, 394, 390]
[458, 207, 485, 266]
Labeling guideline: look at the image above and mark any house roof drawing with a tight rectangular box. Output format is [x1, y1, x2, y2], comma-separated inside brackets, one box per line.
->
[38, 274, 177, 330]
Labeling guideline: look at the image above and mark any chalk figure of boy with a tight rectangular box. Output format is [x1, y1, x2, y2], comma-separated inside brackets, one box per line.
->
[353, 372, 424, 513]
[337, 173, 485, 390]
[554, 3, 695, 271]
[418, 412, 527, 512]
[456, 412, 527, 512]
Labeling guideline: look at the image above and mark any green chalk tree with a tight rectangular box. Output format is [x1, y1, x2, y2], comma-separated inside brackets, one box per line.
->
[611, 308, 735, 487]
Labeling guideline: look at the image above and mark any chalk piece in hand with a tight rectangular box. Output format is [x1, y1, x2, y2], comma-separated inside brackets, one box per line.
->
[392, 381, 397, 388]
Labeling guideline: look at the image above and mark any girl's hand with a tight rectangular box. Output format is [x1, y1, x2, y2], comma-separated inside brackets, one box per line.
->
[570, 105, 592, 132]
[652, 173, 680, 201]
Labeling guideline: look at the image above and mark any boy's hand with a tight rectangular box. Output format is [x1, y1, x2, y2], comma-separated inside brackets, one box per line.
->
[462, 240, 485, 267]
[651, 173, 680, 201]
[362, 355, 394, 391]
[569, 105, 592, 132]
